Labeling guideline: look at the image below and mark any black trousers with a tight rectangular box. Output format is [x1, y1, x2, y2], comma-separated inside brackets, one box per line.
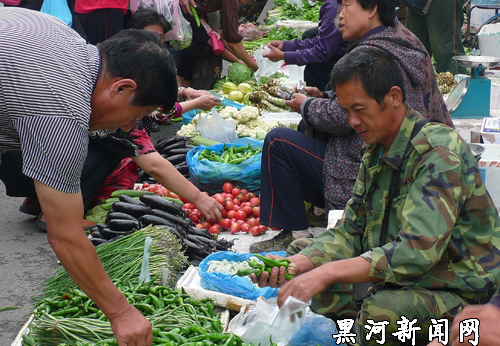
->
[0, 140, 123, 213]
[77, 8, 125, 45]
[300, 26, 335, 91]
[259, 127, 326, 230]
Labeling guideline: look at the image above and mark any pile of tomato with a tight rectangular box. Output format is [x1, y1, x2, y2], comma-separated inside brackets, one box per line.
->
[183, 182, 269, 237]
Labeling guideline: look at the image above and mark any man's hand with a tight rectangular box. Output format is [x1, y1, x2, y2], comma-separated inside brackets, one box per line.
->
[276, 265, 331, 307]
[193, 94, 221, 111]
[268, 40, 284, 50]
[285, 93, 307, 113]
[450, 304, 500, 346]
[192, 192, 223, 222]
[250, 254, 314, 288]
[304, 86, 323, 98]
[263, 44, 285, 62]
[179, 0, 196, 15]
[109, 304, 153, 346]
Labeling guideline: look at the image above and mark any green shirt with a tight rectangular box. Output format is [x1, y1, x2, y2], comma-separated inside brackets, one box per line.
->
[300, 107, 500, 303]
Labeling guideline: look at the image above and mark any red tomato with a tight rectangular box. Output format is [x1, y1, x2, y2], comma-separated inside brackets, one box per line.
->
[236, 210, 247, 220]
[233, 205, 241, 212]
[189, 211, 201, 223]
[249, 197, 260, 207]
[231, 188, 241, 197]
[253, 206, 260, 218]
[221, 192, 228, 197]
[255, 217, 260, 224]
[240, 189, 248, 195]
[247, 218, 257, 228]
[221, 209, 227, 218]
[240, 202, 250, 208]
[202, 221, 212, 229]
[247, 192, 256, 199]
[183, 203, 195, 210]
[240, 223, 250, 233]
[195, 223, 205, 229]
[231, 218, 237, 223]
[226, 210, 237, 219]
[208, 225, 221, 235]
[142, 182, 150, 188]
[225, 201, 234, 211]
[214, 195, 225, 205]
[220, 218, 231, 230]
[242, 206, 253, 217]
[148, 187, 155, 192]
[237, 193, 247, 202]
[258, 225, 267, 233]
[222, 182, 234, 193]
[236, 219, 245, 225]
[250, 226, 261, 236]
[232, 198, 241, 206]
[230, 223, 241, 234]
[168, 192, 179, 199]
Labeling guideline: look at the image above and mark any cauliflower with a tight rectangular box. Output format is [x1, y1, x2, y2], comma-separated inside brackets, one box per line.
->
[236, 106, 260, 124]
[177, 123, 198, 137]
[218, 106, 239, 119]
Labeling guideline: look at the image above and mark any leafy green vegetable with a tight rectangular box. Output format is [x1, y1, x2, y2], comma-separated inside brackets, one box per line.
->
[212, 76, 228, 91]
[228, 62, 254, 84]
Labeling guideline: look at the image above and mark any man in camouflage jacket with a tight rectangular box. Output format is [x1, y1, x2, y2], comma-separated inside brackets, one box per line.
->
[254, 48, 500, 345]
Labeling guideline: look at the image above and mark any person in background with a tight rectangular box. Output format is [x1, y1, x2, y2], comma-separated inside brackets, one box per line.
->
[250, 0, 451, 253]
[75, 0, 128, 45]
[0, 9, 178, 345]
[263, 0, 348, 90]
[177, 0, 258, 88]
[404, 0, 467, 74]
[254, 48, 500, 346]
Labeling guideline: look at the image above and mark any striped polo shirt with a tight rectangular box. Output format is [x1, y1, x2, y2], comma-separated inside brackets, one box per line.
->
[0, 8, 101, 193]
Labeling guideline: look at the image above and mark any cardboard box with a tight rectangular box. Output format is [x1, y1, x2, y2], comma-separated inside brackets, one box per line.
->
[477, 144, 500, 211]
[471, 118, 500, 144]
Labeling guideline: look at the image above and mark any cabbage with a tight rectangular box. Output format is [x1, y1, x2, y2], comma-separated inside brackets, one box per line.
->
[222, 82, 238, 95]
[229, 91, 244, 102]
[228, 63, 254, 85]
[212, 77, 228, 91]
[238, 83, 253, 95]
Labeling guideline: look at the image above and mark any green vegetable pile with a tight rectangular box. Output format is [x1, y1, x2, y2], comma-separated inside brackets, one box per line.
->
[233, 254, 294, 281]
[228, 63, 254, 85]
[42, 226, 187, 297]
[199, 144, 262, 165]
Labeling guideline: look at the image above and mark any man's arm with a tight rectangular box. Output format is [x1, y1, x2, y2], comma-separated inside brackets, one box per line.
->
[34, 181, 152, 346]
[133, 152, 222, 221]
[226, 41, 258, 71]
[277, 256, 382, 307]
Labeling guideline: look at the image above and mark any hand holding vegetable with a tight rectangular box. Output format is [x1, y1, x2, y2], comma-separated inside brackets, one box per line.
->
[263, 44, 285, 62]
[268, 40, 284, 50]
[192, 94, 221, 111]
[180, 0, 196, 16]
[285, 92, 307, 113]
[192, 190, 224, 222]
[108, 303, 153, 346]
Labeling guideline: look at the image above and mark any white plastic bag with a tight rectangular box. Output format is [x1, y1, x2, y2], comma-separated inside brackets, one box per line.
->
[254, 46, 284, 84]
[165, 4, 192, 49]
[229, 296, 309, 346]
[197, 109, 237, 143]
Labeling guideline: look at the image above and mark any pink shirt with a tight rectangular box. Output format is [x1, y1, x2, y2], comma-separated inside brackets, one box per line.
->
[75, 0, 129, 14]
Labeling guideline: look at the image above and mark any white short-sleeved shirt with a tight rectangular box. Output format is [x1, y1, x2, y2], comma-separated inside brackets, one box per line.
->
[0, 8, 101, 193]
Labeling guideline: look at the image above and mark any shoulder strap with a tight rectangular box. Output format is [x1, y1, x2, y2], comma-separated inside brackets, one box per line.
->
[379, 118, 440, 246]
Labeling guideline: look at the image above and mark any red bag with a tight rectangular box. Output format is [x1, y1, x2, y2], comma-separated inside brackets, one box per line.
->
[1, 0, 23, 5]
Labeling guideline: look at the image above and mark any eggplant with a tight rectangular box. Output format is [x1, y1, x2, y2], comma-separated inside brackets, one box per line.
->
[175, 164, 189, 175]
[106, 212, 139, 223]
[139, 195, 184, 216]
[107, 219, 140, 232]
[118, 194, 142, 205]
[155, 137, 186, 152]
[112, 201, 151, 218]
[163, 141, 187, 153]
[91, 238, 109, 246]
[182, 237, 203, 250]
[186, 226, 214, 240]
[166, 154, 188, 166]
[169, 148, 191, 155]
[99, 227, 133, 240]
[139, 214, 177, 229]
[149, 208, 193, 228]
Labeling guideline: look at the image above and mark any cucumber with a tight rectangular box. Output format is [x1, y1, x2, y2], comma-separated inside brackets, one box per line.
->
[103, 197, 119, 204]
[163, 197, 184, 206]
[110, 189, 154, 198]
[189, 135, 219, 147]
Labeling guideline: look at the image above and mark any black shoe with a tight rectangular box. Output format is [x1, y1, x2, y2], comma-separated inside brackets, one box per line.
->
[249, 230, 294, 253]
[19, 197, 41, 216]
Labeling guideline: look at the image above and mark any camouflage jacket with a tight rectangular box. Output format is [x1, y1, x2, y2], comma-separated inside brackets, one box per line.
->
[300, 107, 500, 304]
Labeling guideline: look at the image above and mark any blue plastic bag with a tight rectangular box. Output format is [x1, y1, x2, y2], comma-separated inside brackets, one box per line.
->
[186, 138, 263, 195]
[198, 251, 285, 301]
[289, 315, 346, 346]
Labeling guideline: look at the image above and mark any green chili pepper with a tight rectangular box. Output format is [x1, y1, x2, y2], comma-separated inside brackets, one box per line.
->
[51, 306, 80, 317]
[222, 332, 236, 346]
[232, 267, 262, 277]
[207, 333, 230, 341]
[254, 254, 290, 270]
[190, 4, 201, 27]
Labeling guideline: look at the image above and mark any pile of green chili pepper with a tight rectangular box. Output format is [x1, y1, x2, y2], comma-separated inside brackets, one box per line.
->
[199, 144, 262, 165]
[233, 254, 294, 281]
[23, 279, 263, 346]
